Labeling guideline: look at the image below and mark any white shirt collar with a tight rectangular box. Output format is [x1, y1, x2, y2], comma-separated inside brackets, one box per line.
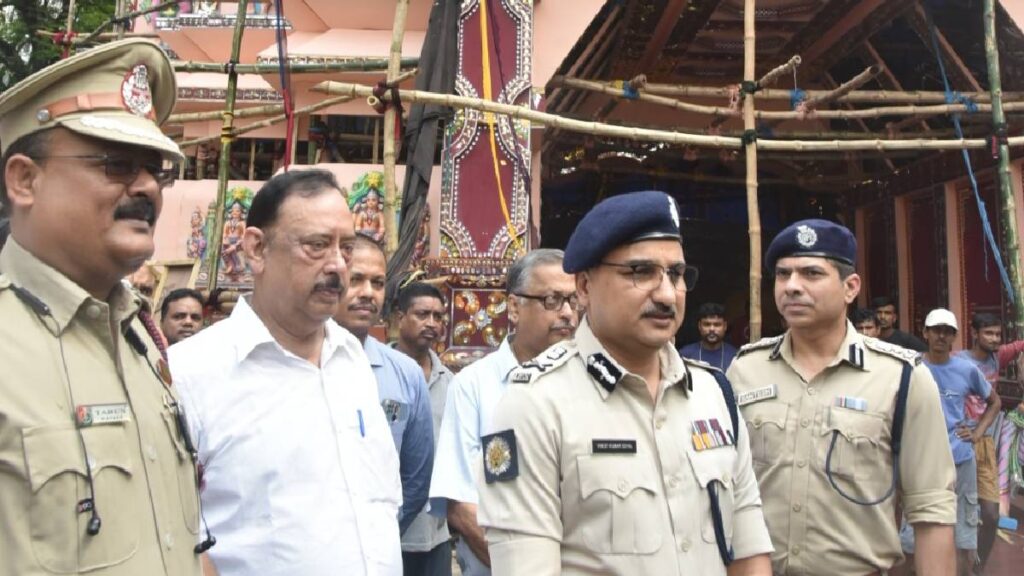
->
[228, 296, 348, 366]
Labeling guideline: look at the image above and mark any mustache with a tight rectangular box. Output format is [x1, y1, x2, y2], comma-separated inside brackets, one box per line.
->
[313, 274, 344, 294]
[419, 329, 439, 340]
[347, 300, 379, 314]
[641, 303, 676, 319]
[113, 198, 156, 226]
[550, 323, 575, 332]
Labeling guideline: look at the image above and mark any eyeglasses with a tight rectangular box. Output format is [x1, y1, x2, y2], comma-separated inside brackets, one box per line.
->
[599, 261, 699, 292]
[513, 292, 579, 311]
[33, 154, 178, 187]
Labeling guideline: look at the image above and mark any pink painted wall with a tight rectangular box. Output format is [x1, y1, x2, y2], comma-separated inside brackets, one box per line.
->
[152, 163, 443, 262]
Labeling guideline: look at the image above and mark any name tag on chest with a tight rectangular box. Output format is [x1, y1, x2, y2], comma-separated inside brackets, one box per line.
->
[737, 384, 777, 406]
[76, 404, 131, 427]
[592, 439, 637, 454]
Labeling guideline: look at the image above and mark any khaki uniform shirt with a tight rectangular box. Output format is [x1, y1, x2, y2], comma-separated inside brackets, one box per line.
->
[477, 319, 773, 576]
[727, 324, 956, 575]
[0, 239, 202, 576]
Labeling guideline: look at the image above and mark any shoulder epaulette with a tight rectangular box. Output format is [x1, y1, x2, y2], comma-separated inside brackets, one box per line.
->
[862, 337, 922, 366]
[736, 334, 783, 358]
[681, 356, 720, 374]
[509, 343, 577, 385]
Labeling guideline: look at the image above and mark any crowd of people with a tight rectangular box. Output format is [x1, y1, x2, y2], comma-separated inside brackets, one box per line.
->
[5, 38, 1024, 576]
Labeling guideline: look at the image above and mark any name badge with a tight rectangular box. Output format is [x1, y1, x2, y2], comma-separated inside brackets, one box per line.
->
[381, 399, 403, 423]
[76, 404, 131, 427]
[737, 384, 777, 406]
[592, 439, 637, 454]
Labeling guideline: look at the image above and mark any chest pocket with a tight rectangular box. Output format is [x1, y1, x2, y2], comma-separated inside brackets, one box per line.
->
[687, 447, 737, 546]
[23, 423, 142, 572]
[381, 398, 410, 439]
[819, 406, 888, 482]
[744, 401, 788, 468]
[575, 455, 663, 555]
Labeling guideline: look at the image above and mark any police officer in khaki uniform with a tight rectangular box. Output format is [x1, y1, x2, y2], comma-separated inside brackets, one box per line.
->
[477, 191, 773, 576]
[727, 219, 956, 576]
[0, 40, 208, 575]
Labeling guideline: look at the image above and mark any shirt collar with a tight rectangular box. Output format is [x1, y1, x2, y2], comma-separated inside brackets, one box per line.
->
[229, 296, 347, 366]
[0, 237, 140, 335]
[574, 317, 688, 400]
[427, 349, 451, 385]
[363, 335, 386, 367]
[774, 321, 870, 372]
[494, 337, 522, 384]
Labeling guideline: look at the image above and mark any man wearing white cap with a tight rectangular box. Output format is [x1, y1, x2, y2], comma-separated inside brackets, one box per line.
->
[902, 309, 1000, 576]
[0, 40, 205, 575]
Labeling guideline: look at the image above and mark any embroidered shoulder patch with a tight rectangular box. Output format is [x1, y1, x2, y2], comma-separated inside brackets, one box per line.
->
[509, 344, 576, 385]
[862, 337, 922, 365]
[586, 352, 623, 392]
[736, 335, 783, 358]
[482, 429, 519, 483]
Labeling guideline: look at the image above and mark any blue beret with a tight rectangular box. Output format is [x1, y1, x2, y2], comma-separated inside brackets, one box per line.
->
[563, 191, 682, 273]
[765, 219, 856, 271]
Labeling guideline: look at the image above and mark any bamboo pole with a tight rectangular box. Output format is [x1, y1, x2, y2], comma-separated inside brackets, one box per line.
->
[311, 81, 1024, 151]
[36, 30, 160, 42]
[205, 0, 249, 296]
[167, 102, 286, 124]
[550, 76, 739, 117]
[64, 0, 77, 41]
[383, 0, 410, 258]
[78, 0, 181, 45]
[115, 0, 126, 40]
[621, 81, 1024, 104]
[984, 0, 1024, 336]
[248, 139, 257, 180]
[758, 55, 801, 89]
[177, 94, 356, 149]
[173, 58, 418, 74]
[798, 66, 881, 112]
[743, 0, 762, 342]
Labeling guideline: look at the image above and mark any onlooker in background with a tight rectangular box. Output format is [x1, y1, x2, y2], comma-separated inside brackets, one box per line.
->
[393, 281, 455, 576]
[429, 249, 578, 575]
[333, 237, 444, 576]
[678, 301, 738, 371]
[128, 260, 160, 301]
[851, 307, 881, 338]
[873, 295, 927, 352]
[160, 287, 205, 345]
[170, 170, 402, 576]
[955, 312, 1021, 570]
[903, 309, 1000, 576]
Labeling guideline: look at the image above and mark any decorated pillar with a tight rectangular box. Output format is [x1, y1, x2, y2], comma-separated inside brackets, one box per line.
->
[431, 0, 532, 367]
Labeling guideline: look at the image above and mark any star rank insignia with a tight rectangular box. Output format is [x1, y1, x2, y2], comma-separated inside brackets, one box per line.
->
[482, 429, 518, 483]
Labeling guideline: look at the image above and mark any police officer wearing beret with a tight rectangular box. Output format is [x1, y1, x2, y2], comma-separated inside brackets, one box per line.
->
[0, 41, 207, 575]
[726, 219, 956, 576]
[477, 191, 773, 575]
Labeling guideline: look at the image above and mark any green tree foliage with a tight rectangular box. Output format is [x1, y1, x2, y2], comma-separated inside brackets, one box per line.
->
[0, 0, 117, 91]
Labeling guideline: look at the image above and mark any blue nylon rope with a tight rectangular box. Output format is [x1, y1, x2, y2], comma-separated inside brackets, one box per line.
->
[923, 3, 1014, 301]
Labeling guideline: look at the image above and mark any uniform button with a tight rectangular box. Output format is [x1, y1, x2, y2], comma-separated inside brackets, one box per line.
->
[680, 538, 691, 552]
[800, 417, 810, 428]
[163, 532, 174, 550]
[753, 417, 763, 426]
[792, 545, 801, 556]
[85, 304, 102, 319]
[655, 420, 665, 430]
[617, 479, 629, 492]
[669, 477, 679, 488]
[792, 503, 802, 512]
[722, 474, 731, 484]
[807, 387, 817, 396]
[796, 459, 806, 468]
[146, 445, 157, 461]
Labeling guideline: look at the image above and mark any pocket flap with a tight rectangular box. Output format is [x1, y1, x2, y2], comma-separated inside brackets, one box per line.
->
[577, 455, 658, 500]
[823, 406, 886, 444]
[23, 424, 132, 493]
[687, 447, 735, 489]
[746, 401, 788, 430]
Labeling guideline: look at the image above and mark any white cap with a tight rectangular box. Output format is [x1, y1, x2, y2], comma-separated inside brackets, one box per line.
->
[924, 308, 959, 331]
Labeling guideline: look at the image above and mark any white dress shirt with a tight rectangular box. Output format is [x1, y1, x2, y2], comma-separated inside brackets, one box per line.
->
[169, 297, 401, 576]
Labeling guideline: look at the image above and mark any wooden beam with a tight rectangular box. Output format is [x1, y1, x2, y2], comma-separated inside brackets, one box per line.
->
[907, 2, 983, 91]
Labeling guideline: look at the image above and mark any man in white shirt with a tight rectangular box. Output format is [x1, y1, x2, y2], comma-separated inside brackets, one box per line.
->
[428, 249, 578, 575]
[169, 170, 402, 576]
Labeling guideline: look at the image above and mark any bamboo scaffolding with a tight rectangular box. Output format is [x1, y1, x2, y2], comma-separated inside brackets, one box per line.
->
[176, 94, 356, 149]
[629, 82, 1024, 104]
[550, 76, 738, 117]
[311, 81, 1024, 152]
[757, 55, 801, 89]
[167, 102, 286, 124]
[798, 66, 881, 112]
[205, 0, 249, 296]
[984, 0, 1024, 336]
[78, 0, 180, 45]
[743, 0, 762, 342]
[383, 0, 411, 258]
[173, 58, 418, 74]
[36, 30, 160, 42]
